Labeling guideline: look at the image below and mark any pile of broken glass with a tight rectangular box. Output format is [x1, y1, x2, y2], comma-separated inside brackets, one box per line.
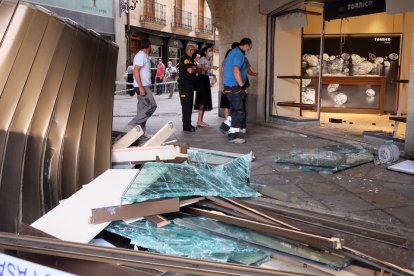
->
[106, 150, 271, 265]
[275, 143, 374, 174]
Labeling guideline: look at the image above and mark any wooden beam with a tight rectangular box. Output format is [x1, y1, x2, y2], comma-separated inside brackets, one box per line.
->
[142, 121, 176, 147]
[145, 215, 171, 228]
[206, 197, 283, 227]
[111, 145, 181, 163]
[89, 198, 180, 224]
[183, 207, 343, 250]
[224, 198, 300, 230]
[112, 125, 143, 149]
[179, 197, 205, 207]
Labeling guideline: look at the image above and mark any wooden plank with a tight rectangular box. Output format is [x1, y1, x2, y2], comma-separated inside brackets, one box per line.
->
[183, 207, 343, 250]
[145, 215, 171, 228]
[31, 170, 138, 243]
[89, 198, 180, 224]
[141, 121, 176, 147]
[224, 198, 300, 230]
[207, 197, 283, 226]
[112, 125, 143, 149]
[267, 252, 332, 276]
[179, 197, 205, 207]
[111, 145, 179, 163]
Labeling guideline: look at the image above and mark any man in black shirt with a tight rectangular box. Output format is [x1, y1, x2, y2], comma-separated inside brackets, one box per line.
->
[178, 44, 198, 132]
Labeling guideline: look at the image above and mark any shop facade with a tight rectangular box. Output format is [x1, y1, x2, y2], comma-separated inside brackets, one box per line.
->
[263, 0, 413, 147]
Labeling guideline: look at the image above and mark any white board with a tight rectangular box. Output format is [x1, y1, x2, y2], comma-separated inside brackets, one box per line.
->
[31, 169, 138, 243]
[388, 160, 414, 175]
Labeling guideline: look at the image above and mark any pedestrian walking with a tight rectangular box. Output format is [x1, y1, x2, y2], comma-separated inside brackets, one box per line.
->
[155, 58, 165, 95]
[127, 38, 157, 137]
[222, 38, 253, 144]
[164, 60, 177, 99]
[178, 44, 198, 132]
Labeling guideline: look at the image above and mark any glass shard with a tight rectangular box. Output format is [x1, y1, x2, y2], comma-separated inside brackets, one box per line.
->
[275, 143, 373, 174]
[121, 153, 260, 204]
[105, 217, 270, 265]
[174, 216, 349, 270]
[187, 149, 240, 168]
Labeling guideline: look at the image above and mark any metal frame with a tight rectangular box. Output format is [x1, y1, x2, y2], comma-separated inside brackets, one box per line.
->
[0, 232, 307, 276]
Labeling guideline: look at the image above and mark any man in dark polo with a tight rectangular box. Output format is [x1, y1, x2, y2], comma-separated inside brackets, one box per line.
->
[178, 44, 198, 132]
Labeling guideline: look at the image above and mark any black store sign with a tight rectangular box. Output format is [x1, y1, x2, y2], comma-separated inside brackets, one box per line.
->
[324, 0, 386, 21]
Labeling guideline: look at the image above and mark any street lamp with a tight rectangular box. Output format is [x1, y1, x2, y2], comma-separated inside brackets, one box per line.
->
[119, 0, 139, 15]
[119, 0, 140, 65]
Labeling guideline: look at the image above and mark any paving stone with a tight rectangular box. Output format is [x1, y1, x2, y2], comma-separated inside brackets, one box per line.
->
[277, 170, 338, 185]
[366, 166, 414, 184]
[384, 206, 414, 227]
[298, 182, 348, 197]
[251, 164, 278, 175]
[293, 196, 331, 210]
[317, 194, 377, 213]
[356, 190, 413, 209]
[335, 177, 386, 194]
[335, 162, 376, 178]
[352, 209, 405, 226]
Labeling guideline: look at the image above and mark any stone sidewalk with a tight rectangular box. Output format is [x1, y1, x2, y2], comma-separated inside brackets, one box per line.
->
[112, 87, 414, 231]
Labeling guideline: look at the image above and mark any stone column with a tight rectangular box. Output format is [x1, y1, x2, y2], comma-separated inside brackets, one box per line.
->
[114, 1, 128, 82]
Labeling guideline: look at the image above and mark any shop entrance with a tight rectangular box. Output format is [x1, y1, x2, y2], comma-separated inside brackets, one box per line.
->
[266, 2, 410, 140]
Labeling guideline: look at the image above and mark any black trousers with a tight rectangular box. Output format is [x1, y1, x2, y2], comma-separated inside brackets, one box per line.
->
[178, 89, 194, 129]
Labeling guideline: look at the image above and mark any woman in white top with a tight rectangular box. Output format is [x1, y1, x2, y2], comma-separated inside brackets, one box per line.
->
[194, 46, 218, 127]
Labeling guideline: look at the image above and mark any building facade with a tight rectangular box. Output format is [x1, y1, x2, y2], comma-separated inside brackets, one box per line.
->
[115, 0, 216, 82]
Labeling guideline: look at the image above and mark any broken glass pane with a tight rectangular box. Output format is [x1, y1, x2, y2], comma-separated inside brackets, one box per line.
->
[174, 216, 349, 270]
[275, 143, 373, 174]
[105, 218, 270, 265]
[121, 153, 259, 204]
[187, 149, 241, 169]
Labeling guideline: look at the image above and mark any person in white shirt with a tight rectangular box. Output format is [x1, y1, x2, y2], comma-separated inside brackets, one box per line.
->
[127, 38, 157, 136]
[164, 60, 177, 99]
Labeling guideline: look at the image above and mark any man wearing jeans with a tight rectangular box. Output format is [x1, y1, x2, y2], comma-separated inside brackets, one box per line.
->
[128, 38, 157, 137]
[155, 58, 165, 95]
[223, 38, 252, 144]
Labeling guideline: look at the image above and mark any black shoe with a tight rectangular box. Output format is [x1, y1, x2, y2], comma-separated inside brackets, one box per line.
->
[183, 126, 197, 132]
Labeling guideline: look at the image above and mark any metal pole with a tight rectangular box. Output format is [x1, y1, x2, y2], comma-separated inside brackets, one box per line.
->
[316, 15, 325, 122]
[126, 0, 132, 66]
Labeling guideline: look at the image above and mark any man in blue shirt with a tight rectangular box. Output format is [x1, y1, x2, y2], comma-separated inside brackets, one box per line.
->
[223, 38, 252, 144]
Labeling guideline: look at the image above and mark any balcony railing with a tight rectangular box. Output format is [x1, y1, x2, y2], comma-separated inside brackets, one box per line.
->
[196, 16, 213, 35]
[140, 0, 166, 25]
[171, 6, 192, 31]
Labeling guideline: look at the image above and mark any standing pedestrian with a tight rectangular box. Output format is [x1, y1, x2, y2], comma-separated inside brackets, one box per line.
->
[223, 37, 252, 144]
[219, 42, 239, 133]
[127, 38, 157, 137]
[194, 46, 218, 128]
[178, 44, 198, 132]
[155, 58, 165, 95]
[164, 60, 177, 99]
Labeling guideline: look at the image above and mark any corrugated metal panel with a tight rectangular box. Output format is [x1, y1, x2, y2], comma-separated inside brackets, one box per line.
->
[0, 3, 118, 233]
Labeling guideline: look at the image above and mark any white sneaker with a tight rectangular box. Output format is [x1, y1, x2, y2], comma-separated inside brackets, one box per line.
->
[228, 138, 246, 144]
[240, 128, 246, 134]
